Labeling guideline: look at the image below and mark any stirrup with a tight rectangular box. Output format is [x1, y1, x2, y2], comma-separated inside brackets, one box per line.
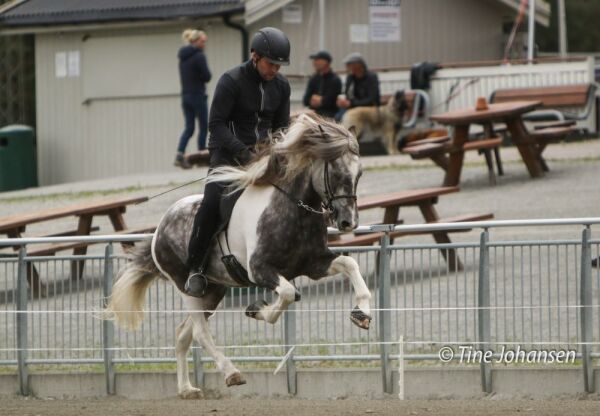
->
[184, 270, 209, 297]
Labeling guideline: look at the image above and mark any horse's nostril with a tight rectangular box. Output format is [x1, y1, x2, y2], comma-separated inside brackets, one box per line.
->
[341, 220, 351, 229]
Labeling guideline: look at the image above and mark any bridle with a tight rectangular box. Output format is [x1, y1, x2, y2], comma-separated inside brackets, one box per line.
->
[321, 160, 357, 215]
[270, 125, 358, 217]
[270, 159, 357, 216]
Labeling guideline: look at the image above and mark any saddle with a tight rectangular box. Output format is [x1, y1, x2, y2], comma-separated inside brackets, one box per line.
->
[214, 186, 254, 286]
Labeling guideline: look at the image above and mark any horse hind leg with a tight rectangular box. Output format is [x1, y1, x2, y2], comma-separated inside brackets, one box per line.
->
[175, 316, 203, 399]
[183, 296, 246, 387]
[327, 255, 372, 330]
[245, 274, 299, 324]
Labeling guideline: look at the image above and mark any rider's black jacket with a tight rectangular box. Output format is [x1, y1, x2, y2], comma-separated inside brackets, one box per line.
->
[208, 59, 291, 156]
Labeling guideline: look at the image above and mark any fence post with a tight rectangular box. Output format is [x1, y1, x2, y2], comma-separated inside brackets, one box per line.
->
[284, 304, 297, 395]
[579, 226, 595, 393]
[477, 229, 492, 393]
[192, 342, 204, 388]
[16, 247, 29, 396]
[378, 232, 392, 394]
[102, 243, 116, 395]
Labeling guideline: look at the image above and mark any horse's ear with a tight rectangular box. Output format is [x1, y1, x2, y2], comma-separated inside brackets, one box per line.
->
[348, 125, 357, 137]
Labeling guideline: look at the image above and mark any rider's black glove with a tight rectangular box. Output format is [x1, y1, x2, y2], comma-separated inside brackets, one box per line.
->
[235, 148, 254, 166]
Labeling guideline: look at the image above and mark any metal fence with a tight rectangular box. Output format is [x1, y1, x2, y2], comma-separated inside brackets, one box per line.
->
[1, 219, 599, 396]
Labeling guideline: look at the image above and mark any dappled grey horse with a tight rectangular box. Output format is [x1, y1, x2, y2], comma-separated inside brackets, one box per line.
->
[105, 113, 372, 399]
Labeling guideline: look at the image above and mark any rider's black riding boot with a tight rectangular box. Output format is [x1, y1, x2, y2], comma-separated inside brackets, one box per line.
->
[185, 180, 223, 297]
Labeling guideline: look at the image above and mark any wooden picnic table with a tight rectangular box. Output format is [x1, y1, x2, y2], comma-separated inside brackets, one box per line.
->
[329, 186, 494, 271]
[0, 195, 149, 294]
[430, 100, 545, 186]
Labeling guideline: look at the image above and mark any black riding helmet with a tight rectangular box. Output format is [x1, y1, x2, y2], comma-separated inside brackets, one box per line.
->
[250, 27, 290, 66]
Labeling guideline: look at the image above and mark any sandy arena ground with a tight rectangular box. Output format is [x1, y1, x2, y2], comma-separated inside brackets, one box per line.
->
[2, 396, 600, 416]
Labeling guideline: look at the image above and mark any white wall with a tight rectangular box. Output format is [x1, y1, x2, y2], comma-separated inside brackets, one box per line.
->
[35, 23, 241, 185]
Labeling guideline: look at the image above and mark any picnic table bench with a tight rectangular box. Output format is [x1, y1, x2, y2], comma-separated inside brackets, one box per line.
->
[328, 186, 494, 271]
[0, 196, 152, 295]
[490, 83, 597, 127]
[185, 149, 210, 167]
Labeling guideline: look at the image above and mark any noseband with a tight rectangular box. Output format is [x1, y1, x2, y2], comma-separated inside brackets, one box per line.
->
[270, 159, 357, 216]
[321, 161, 357, 214]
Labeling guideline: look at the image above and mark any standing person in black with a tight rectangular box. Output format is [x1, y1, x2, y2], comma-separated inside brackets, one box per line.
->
[175, 29, 212, 169]
[184, 27, 292, 296]
[335, 52, 380, 121]
[302, 50, 342, 118]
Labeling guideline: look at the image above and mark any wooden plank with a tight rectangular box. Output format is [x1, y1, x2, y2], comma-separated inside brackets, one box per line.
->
[70, 215, 94, 280]
[357, 186, 459, 210]
[185, 149, 210, 166]
[505, 118, 545, 178]
[462, 137, 502, 151]
[532, 120, 576, 130]
[430, 101, 540, 125]
[443, 125, 469, 186]
[491, 84, 591, 108]
[530, 126, 573, 143]
[402, 142, 451, 159]
[0, 196, 148, 232]
[404, 136, 450, 147]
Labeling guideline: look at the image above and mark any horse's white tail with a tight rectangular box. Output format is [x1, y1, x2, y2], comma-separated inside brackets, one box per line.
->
[104, 241, 159, 331]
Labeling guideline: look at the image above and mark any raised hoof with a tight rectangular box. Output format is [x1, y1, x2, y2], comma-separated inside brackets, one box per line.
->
[245, 300, 268, 319]
[225, 372, 246, 387]
[350, 306, 372, 330]
[178, 387, 204, 400]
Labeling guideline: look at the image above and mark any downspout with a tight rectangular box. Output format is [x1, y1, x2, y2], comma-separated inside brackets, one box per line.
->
[223, 13, 248, 63]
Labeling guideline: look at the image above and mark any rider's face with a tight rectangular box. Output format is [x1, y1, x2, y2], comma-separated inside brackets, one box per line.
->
[254, 54, 281, 81]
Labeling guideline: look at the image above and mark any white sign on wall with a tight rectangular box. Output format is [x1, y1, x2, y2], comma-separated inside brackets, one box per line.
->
[369, 0, 401, 42]
[282, 4, 302, 24]
[55, 50, 81, 78]
[67, 51, 80, 77]
[55, 52, 67, 78]
[350, 24, 369, 44]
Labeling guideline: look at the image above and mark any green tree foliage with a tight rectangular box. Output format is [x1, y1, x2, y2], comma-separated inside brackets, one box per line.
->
[538, 0, 600, 52]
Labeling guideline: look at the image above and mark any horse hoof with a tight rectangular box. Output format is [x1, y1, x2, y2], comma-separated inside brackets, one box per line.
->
[245, 300, 268, 319]
[226, 372, 246, 387]
[350, 306, 372, 330]
[178, 387, 204, 400]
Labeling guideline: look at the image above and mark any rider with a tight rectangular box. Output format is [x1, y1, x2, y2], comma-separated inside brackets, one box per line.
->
[184, 27, 292, 297]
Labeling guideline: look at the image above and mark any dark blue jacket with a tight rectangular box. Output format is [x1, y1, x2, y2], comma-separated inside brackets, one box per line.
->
[178, 45, 211, 94]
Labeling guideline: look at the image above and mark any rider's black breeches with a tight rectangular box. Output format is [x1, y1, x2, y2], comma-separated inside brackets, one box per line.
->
[186, 149, 234, 271]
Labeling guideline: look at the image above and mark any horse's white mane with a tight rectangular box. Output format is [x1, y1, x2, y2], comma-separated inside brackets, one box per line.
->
[207, 112, 358, 190]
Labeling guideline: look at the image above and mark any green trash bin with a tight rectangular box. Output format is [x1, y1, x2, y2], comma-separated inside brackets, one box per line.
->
[0, 125, 38, 192]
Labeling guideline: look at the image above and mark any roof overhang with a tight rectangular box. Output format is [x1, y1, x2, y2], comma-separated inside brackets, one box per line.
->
[0, 0, 244, 34]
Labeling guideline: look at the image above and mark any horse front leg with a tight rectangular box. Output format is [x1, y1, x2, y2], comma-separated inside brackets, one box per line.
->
[183, 297, 246, 387]
[327, 255, 372, 330]
[246, 275, 299, 324]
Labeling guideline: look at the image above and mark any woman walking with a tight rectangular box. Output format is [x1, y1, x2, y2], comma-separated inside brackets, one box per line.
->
[175, 29, 211, 169]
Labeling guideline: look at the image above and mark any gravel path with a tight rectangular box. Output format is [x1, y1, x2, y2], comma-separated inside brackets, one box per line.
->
[2, 396, 600, 416]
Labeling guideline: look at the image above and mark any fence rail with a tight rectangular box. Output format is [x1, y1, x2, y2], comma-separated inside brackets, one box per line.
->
[1, 218, 599, 396]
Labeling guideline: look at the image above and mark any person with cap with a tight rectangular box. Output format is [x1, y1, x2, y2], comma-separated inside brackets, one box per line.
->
[183, 27, 292, 297]
[175, 29, 212, 169]
[335, 52, 380, 121]
[302, 50, 342, 118]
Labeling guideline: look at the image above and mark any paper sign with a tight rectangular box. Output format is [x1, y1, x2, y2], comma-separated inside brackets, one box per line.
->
[282, 4, 302, 24]
[350, 24, 369, 44]
[68, 51, 80, 77]
[369, 0, 401, 42]
[55, 52, 67, 78]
